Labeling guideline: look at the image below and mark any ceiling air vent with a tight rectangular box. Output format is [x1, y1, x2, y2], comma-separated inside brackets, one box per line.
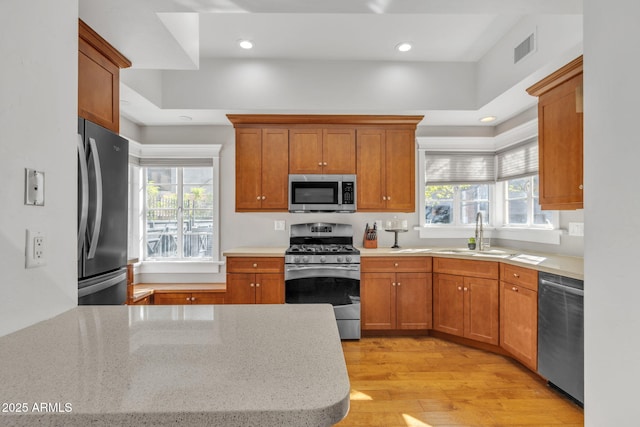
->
[514, 32, 536, 64]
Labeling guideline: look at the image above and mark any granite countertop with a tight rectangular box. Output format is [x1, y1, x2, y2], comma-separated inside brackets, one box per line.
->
[224, 246, 584, 280]
[0, 305, 350, 427]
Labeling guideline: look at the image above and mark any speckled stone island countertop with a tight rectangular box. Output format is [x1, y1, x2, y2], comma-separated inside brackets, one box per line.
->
[0, 305, 350, 427]
[223, 246, 584, 280]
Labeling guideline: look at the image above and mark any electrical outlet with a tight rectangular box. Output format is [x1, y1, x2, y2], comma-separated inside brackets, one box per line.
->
[25, 229, 46, 268]
[568, 222, 584, 237]
[274, 220, 286, 231]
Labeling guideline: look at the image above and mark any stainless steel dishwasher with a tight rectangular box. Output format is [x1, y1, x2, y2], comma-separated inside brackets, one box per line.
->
[537, 272, 584, 405]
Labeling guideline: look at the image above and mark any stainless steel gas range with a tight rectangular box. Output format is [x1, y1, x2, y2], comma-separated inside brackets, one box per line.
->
[284, 223, 361, 339]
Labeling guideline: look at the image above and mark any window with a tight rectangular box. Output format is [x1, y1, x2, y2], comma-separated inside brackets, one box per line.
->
[425, 184, 490, 225]
[129, 142, 222, 271]
[504, 176, 553, 227]
[145, 167, 214, 260]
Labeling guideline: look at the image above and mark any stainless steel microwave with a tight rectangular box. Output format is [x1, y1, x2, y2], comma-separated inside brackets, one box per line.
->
[288, 174, 356, 213]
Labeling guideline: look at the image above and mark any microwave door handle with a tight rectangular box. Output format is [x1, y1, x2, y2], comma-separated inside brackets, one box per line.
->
[77, 134, 89, 259]
[86, 137, 103, 260]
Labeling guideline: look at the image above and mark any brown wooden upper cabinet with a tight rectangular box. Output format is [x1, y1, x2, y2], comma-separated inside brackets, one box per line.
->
[289, 128, 356, 174]
[357, 129, 415, 212]
[235, 128, 289, 211]
[527, 56, 583, 210]
[227, 115, 423, 213]
[78, 20, 131, 133]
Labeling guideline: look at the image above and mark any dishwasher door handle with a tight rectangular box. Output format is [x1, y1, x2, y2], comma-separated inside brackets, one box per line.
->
[539, 278, 584, 296]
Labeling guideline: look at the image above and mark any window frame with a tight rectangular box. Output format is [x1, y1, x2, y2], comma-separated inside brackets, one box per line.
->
[128, 143, 223, 274]
[417, 137, 562, 244]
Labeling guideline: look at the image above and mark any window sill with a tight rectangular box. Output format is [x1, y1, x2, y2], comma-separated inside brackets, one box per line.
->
[417, 226, 562, 245]
[137, 260, 224, 274]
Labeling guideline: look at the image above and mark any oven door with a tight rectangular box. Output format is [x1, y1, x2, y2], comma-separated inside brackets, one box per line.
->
[285, 264, 360, 338]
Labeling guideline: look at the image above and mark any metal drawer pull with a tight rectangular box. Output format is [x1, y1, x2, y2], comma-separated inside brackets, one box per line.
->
[512, 287, 518, 292]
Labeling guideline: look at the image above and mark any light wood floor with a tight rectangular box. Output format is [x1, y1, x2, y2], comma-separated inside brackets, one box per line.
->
[336, 336, 583, 427]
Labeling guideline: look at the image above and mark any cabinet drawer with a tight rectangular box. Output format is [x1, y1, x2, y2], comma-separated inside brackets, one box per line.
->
[227, 257, 284, 273]
[433, 258, 498, 279]
[500, 263, 538, 291]
[191, 292, 226, 304]
[361, 256, 431, 272]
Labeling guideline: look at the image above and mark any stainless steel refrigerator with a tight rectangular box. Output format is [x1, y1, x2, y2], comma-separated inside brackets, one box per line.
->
[77, 118, 129, 305]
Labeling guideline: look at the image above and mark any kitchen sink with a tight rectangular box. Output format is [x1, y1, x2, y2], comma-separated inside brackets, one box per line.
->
[431, 248, 517, 258]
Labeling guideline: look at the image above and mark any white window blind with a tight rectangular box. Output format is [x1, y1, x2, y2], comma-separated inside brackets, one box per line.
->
[425, 152, 495, 184]
[496, 138, 538, 181]
[138, 158, 213, 167]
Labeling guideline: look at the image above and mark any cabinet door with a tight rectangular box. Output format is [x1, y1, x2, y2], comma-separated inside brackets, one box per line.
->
[433, 273, 464, 336]
[464, 277, 499, 345]
[396, 272, 432, 330]
[356, 129, 386, 211]
[255, 273, 284, 304]
[289, 129, 323, 174]
[500, 281, 538, 370]
[323, 129, 356, 174]
[385, 130, 415, 212]
[78, 38, 120, 133]
[235, 129, 263, 211]
[191, 292, 226, 304]
[361, 272, 395, 330]
[261, 129, 289, 210]
[226, 273, 256, 304]
[153, 292, 193, 305]
[537, 73, 583, 209]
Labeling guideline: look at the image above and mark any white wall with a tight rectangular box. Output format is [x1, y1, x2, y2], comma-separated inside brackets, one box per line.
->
[0, 0, 78, 336]
[584, 0, 640, 424]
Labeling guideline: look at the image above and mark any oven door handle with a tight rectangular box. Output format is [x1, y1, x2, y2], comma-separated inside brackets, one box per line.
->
[285, 264, 360, 281]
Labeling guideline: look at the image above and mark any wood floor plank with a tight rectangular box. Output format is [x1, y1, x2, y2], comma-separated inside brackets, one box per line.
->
[336, 337, 583, 427]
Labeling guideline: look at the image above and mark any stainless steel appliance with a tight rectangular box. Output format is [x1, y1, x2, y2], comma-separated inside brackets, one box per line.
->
[77, 118, 129, 305]
[538, 272, 584, 405]
[288, 174, 356, 213]
[285, 223, 360, 339]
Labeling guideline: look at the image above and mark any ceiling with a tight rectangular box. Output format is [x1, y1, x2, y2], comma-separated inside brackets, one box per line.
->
[79, 0, 583, 129]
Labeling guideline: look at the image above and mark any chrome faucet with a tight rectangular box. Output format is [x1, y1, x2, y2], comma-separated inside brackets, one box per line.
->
[475, 212, 484, 252]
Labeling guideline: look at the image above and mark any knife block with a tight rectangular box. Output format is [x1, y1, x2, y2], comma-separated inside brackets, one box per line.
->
[363, 231, 377, 249]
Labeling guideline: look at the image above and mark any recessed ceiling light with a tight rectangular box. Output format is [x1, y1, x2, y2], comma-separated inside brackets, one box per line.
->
[396, 42, 412, 52]
[479, 116, 497, 123]
[238, 40, 253, 50]
[178, 115, 193, 121]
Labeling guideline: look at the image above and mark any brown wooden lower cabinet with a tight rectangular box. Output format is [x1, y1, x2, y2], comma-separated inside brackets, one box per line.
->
[433, 272, 499, 345]
[500, 263, 539, 370]
[361, 257, 432, 331]
[131, 295, 152, 305]
[226, 273, 284, 304]
[153, 292, 225, 305]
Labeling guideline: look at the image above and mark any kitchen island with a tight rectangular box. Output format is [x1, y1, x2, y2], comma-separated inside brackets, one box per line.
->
[0, 305, 350, 427]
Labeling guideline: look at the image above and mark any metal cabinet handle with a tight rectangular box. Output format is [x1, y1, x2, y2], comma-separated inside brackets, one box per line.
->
[457, 286, 463, 291]
[394, 263, 399, 267]
[250, 283, 255, 287]
[186, 297, 191, 301]
[579, 184, 584, 190]
[392, 283, 396, 287]
[253, 263, 258, 268]
[262, 196, 266, 200]
[383, 196, 387, 201]
[387, 196, 391, 200]
[397, 282, 401, 286]
[256, 196, 261, 200]
[323, 162, 327, 166]
[318, 162, 323, 166]
[512, 287, 518, 292]
[463, 287, 468, 291]
[256, 283, 260, 287]
[513, 273, 520, 278]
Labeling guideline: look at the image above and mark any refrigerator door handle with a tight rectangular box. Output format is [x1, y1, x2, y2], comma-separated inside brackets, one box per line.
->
[87, 137, 103, 260]
[78, 271, 126, 298]
[77, 134, 89, 260]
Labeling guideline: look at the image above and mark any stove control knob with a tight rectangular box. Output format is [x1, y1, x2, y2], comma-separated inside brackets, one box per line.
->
[320, 256, 326, 263]
[337, 256, 343, 263]
[346, 255, 352, 263]
[293, 256, 301, 263]
[302, 256, 309, 263]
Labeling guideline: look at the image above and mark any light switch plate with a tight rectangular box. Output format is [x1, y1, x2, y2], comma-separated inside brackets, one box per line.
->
[25, 168, 45, 206]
